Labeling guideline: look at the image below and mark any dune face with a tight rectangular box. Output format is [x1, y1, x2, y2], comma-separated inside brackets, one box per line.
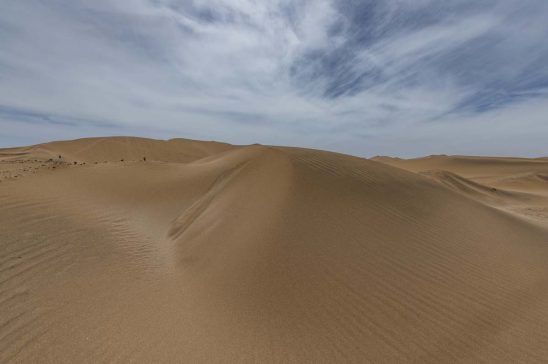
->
[373, 154, 548, 226]
[1, 138, 548, 363]
[372, 155, 548, 190]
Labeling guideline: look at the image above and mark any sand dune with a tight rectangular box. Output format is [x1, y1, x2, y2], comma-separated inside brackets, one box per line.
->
[372, 154, 548, 190]
[418, 169, 527, 203]
[1, 138, 548, 362]
[493, 172, 548, 194]
[373, 154, 548, 226]
[0, 136, 233, 164]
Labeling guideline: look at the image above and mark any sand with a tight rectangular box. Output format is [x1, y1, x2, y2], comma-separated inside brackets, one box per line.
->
[372, 154, 548, 224]
[1, 137, 548, 363]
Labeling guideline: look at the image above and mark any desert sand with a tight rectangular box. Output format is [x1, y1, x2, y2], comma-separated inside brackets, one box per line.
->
[1, 137, 548, 363]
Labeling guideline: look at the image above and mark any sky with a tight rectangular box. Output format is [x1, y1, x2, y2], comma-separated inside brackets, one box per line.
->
[1, 0, 548, 157]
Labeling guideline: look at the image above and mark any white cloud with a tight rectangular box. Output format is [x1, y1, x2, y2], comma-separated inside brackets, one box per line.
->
[0, 0, 547, 157]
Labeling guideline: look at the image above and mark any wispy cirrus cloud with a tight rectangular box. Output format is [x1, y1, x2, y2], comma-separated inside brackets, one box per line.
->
[0, 0, 547, 156]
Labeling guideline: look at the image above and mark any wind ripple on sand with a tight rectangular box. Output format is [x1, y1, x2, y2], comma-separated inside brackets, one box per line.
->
[1, 139, 548, 362]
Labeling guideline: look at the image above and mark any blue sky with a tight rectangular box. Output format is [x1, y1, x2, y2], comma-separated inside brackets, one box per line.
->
[1, 0, 547, 157]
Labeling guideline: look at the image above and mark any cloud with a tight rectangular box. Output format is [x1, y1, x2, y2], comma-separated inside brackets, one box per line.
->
[0, 0, 547, 156]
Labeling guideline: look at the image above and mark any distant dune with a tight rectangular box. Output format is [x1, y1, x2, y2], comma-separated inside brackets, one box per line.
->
[373, 154, 548, 225]
[371, 154, 548, 186]
[1, 137, 548, 362]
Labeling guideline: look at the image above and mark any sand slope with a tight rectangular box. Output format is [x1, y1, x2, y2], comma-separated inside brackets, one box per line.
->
[0, 136, 234, 164]
[1, 138, 548, 363]
[371, 155, 548, 191]
[372, 154, 548, 225]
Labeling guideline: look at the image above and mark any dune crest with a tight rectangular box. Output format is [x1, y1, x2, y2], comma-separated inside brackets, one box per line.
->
[1, 137, 548, 362]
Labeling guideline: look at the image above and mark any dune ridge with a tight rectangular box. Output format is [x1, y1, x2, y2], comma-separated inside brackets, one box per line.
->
[0, 136, 234, 164]
[1, 137, 548, 362]
[372, 154, 548, 227]
[372, 154, 548, 185]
